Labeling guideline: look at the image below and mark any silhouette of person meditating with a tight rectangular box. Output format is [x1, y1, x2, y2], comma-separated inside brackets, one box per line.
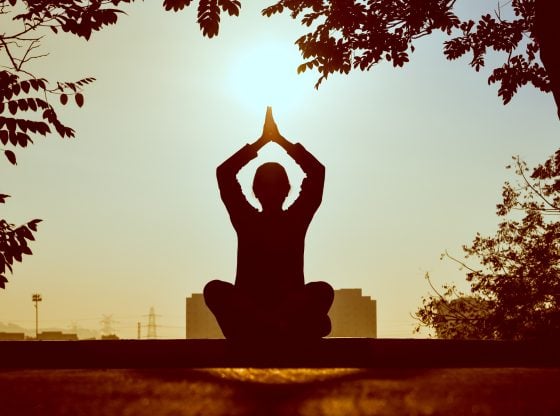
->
[204, 107, 334, 339]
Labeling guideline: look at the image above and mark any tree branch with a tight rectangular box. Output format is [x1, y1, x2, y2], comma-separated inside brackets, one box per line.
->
[443, 250, 480, 274]
[0, 37, 18, 71]
[16, 38, 47, 70]
[515, 156, 560, 212]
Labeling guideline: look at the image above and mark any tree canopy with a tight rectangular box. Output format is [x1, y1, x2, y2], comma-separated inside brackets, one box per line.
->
[0, 0, 133, 287]
[415, 152, 560, 340]
[164, 0, 560, 116]
[1, 0, 131, 166]
[1, 0, 558, 168]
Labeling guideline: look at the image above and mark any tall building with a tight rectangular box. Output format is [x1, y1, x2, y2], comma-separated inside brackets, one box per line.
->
[186, 293, 225, 339]
[185, 288, 376, 338]
[328, 288, 377, 338]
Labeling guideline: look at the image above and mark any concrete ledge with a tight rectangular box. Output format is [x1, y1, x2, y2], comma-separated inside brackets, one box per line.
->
[1, 338, 559, 368]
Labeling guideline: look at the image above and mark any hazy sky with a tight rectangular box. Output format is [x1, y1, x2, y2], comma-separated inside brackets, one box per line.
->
[1, 1, 559, 338]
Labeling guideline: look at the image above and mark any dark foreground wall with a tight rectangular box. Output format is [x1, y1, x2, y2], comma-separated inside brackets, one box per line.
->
[1, 338, 559, 368]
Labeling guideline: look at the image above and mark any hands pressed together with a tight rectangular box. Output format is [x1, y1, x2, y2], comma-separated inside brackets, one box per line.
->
[254, 106, 291, 150]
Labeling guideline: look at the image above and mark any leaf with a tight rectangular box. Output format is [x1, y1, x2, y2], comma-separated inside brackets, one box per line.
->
[5, 118, 15, 132]
[4, 150, 16, 165]
[13, 250, 22, 263]
[8, 101, 17, 115]
[29, 79, 39, 91]
[60, 94, 68, 105]
[16, 132, 31, 147]
[27, 219, 42, 232]
[75, 93, 84, 107]
[35, 98, 49, 109]
[218, 0, 240, 16]
[163, 0, 193, 11]
[17, 99, 28, 112]
[27, 98, 37, 112]
[197, 0, 221, 38]
[17, 119, 28, 132]
[20, 81, 30, 94]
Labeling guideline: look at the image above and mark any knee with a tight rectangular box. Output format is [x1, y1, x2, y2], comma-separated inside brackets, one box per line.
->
[305, 281, 334, 304]
[203, 280, 234, 309]
[303, 281, 334, 315]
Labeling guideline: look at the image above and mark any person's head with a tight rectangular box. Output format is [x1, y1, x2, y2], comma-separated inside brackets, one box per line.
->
[253, 162, 290, 210]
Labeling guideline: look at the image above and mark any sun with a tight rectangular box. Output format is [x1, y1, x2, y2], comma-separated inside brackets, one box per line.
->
[228, 40, 312, 117]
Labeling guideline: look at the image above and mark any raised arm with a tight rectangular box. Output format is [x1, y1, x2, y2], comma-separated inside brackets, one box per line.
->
[261, 106, 325, 216]
[277, 135, 325, 215]
[217, 130, 270, 222]
[276, 135, 325, 181]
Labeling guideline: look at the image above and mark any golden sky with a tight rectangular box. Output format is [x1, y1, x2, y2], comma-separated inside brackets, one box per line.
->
[1, 1, 559, 338]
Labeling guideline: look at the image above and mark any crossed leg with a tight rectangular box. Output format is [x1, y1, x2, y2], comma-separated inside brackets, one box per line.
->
[203, 279, 334, 339]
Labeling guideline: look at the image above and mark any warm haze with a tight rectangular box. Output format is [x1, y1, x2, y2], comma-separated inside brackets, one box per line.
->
[1, 1, 559, 339]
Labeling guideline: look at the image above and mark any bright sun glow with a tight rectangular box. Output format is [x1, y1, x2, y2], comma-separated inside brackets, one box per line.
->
[228, 40, 313, 117]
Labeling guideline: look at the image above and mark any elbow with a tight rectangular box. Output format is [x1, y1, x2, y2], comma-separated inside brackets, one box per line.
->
[306, 163, 325, 191]
[305, 162, 325, 184]
[317, 163, 325, 183]
[216, 163, 229, 182]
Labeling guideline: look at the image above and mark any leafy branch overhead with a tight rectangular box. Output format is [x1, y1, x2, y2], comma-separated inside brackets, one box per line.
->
[0, 0, 133, 166]
[264, 0, 461, 86]
[1, 0, 557, 168]
[0, 0, 131, 288]
[0, 71, 93, 165]
[260, 0, 557, 113]
[443, 2, 550, 105]
[164, 0, 559, 115]
[163, 0, 241, 38]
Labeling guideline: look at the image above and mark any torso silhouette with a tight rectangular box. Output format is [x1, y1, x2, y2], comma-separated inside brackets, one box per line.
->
[217, 143, 324, 303]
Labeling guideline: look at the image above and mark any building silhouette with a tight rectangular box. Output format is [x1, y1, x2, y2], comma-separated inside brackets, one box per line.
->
[328, 288, 377, 337]
[0, 332, 25, 341]
[185, 288, 376, 338]
[37, 331, 78, 341]
[186, 294, 225, 339]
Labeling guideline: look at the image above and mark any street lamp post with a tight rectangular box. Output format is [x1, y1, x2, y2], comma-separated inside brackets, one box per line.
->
[32, 294, 42, 339]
